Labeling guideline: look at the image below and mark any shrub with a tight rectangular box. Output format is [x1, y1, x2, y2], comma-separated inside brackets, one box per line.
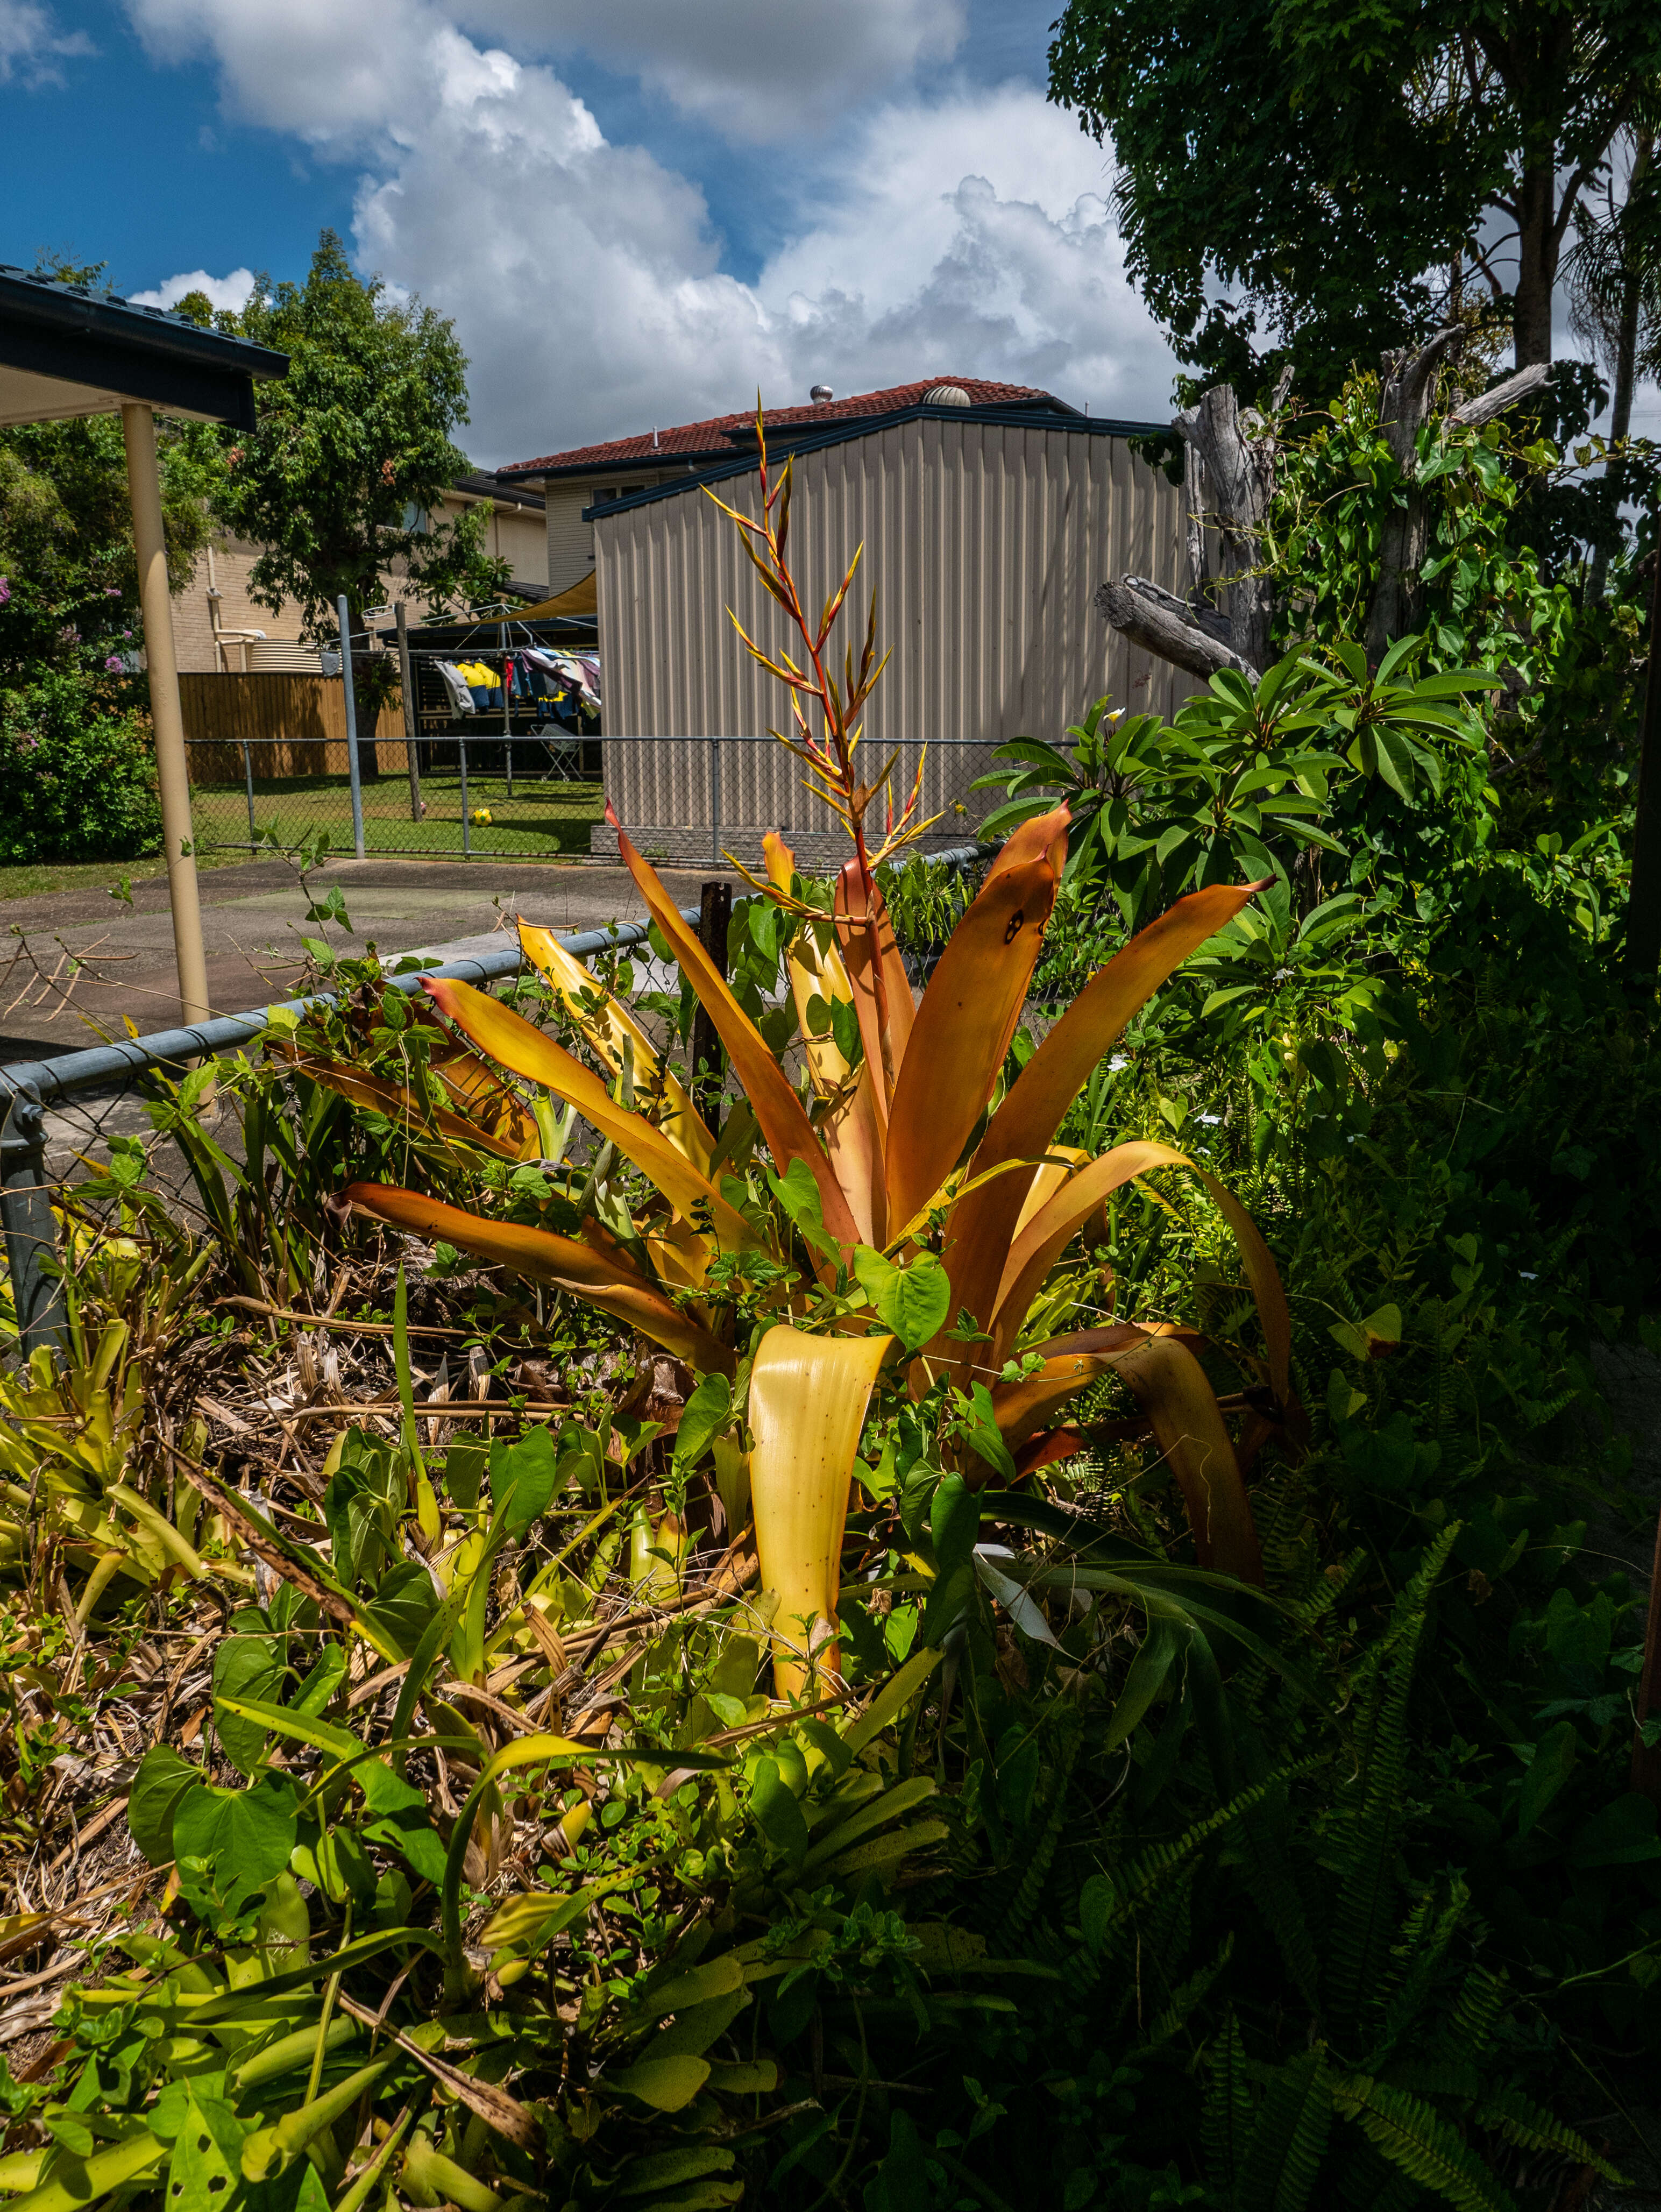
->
[0, 669, 162, 864]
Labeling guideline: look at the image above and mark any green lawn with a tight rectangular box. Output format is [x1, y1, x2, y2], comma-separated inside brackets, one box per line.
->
[0, 847, 253, 902]
[189, 769, 606, 863]
[0, 771, 604, 902]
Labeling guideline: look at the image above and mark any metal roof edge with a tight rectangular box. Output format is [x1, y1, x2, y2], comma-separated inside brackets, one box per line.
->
[0, 265, 289, 380]
[499, 391, 1092, 484]
[579, 402, 1172, 520]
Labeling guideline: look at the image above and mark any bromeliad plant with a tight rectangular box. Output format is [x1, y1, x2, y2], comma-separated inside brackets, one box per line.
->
[299, 417, 1299, 1690]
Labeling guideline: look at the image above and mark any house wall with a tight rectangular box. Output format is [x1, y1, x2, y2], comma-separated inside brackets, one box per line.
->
[544, 465, 706, 597]
[172, 488, 550, 672]
[594, 416, 1195, 855]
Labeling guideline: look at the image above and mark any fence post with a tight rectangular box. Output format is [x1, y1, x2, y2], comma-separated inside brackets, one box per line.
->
[710, 734, 722, 868]
[501, 620, 514, 802]
[1, 1082, 66, 1361]
[395, 601, 422, 824]
[459, 736, 471, 858]
[338, 595, 365, 862]
[241, 739, 257, 846]
[688, 881, 732, 1110]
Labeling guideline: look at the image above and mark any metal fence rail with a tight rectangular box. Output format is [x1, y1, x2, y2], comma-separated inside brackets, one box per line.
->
[184, 731, 1006, 867]
[0, 913, 678, 1362]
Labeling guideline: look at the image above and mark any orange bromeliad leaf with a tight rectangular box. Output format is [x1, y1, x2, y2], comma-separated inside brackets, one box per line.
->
[832, 859, 914, 1111]
[612, 823, 860, 1256]
[428, 1047, 543, 1159]
[935, 881, 1264, 1357]
[990, 1140, 1187, 1365]
[981, 801, 1071, 887]
[277, 1051, 535, 1163]
[884, 833, 1064, 1238]
[1109, 1334, 1262, 1583]
[1011, 1144, 1091, 1242]
[517, 921, 714, 1176]
[340, 1183, 734, 1374]
[747, 1323, 893, 1697]
[422, 975, 759, 1254]
[985, 1324, 1261, 1583]
[985, 1322, 1150, 1450]
[817, 1061, 886, 1249]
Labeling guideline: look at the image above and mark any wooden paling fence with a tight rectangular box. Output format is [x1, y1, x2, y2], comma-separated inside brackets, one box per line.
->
[179, 672, 406, 778]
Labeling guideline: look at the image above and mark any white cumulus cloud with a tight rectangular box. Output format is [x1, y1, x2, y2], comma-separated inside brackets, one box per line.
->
[117, 0, 1179, 461]
[0, 0, 92, 84]
[130, 265, 258, 313]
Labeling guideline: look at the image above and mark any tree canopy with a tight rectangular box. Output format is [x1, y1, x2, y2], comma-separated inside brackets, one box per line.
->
[1048, 0, 1661, 392]
[208, 232, 507, 655]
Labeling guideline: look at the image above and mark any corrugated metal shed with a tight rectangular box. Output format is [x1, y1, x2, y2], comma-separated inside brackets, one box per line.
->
[593, 409, 1194, 862]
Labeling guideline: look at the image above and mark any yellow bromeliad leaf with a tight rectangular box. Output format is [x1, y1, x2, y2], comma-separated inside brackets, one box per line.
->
[422, 975, 758, 1253]
[748, 1324, 893, 1697]
[341, 1183, 734, 1374]
[763, 832, 855, 1099]
[517, 920, 715, 1176]
[612, 822, 861, 1257]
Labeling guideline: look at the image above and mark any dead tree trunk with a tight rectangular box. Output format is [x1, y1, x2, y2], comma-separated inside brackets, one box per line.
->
[1094, 371, 1290, 685]
[1365, 339, 1553, 663]
[1100, 353, 1553, 688]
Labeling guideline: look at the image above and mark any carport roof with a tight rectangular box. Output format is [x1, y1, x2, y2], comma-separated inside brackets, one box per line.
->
[0, 265, 287, 432]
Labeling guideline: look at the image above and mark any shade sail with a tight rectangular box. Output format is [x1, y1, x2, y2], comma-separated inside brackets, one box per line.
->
[507, 571, 598, 621]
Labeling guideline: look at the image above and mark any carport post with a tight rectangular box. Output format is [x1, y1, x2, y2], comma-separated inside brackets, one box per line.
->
[338, 595, 366, 860]
[122, 401, 209, 1031]
[395, 600, 422, 822]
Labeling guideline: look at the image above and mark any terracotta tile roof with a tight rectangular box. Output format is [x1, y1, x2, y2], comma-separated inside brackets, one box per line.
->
[500, 378, 1069, 477]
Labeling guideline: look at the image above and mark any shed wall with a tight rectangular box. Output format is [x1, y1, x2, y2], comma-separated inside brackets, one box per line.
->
[595, 417, 1192, 854]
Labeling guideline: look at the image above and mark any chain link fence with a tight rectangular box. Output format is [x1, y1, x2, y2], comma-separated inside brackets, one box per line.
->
[185, 732, 1007, 867]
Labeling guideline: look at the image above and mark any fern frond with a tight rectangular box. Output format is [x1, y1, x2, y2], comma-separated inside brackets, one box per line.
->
[1142, 1931, 1233, 2052]
[1327, 1526, 1461, 2031]
[1367, 1875, 1470, 2069]
[1295, 1547, 1366, 1629]
[1436, 1965, 1505, 2064]
[1237, 2049, 1332, 2212]
[1005, 1726, 1078, 1944]
[1201, 2009, 1252, 2190]
[1112, 1778, 1273, 1922]
[1332, 2074, 1517, 2212]
[1231, 1782, 1323, 2012]
[1474, 2088, 1626, 2184]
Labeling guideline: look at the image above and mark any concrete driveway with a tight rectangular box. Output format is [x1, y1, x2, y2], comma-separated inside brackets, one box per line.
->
[1, 854, 736, 1066]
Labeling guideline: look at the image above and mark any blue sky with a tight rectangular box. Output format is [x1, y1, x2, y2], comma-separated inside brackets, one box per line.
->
[1, 0, 1179, 463]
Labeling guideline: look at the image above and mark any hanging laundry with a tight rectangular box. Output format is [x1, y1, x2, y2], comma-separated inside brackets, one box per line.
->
[434, 661, 477, 716]
[454, 658, 502, 710]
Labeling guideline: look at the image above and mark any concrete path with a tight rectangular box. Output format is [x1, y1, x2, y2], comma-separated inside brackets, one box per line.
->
[1, 854, 736, 1065]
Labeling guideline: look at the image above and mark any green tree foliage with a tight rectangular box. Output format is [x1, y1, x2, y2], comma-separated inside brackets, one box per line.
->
[0, 670, 162, 863]
[214, 231, 509, 710]
[1047, 0, 1661, 389]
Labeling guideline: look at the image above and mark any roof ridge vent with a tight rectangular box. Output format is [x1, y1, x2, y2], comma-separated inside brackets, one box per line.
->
[924, 383, 971, 406]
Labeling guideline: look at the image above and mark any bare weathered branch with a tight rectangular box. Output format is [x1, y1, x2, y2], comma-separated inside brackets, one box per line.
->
[1096, 578, 1259, 685]
[1122, 574, 1234, 647]
[1446, 359, 1553, 431]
